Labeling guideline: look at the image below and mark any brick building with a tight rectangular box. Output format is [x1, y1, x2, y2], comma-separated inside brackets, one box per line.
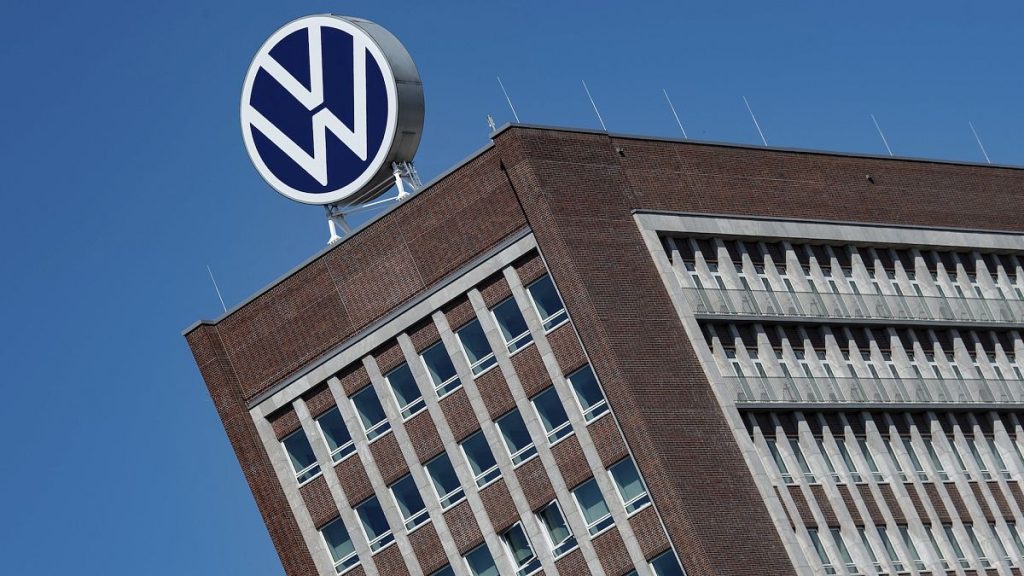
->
[185, 124, 1024, 576]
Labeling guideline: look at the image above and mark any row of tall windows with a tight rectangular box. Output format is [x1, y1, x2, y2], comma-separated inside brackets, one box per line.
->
[317, 456, 654, 574]
[809, 521, 1024, 574]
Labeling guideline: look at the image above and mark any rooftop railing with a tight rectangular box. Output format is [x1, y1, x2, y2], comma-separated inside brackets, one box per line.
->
[681, 287, 1024, 325]
[724, 375, 1024, 406]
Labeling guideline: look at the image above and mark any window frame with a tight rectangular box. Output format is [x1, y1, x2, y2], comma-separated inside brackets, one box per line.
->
[526, 274, 568, 332]
[608, 457, 651, 515]
[320, 517, 360, 574]
[491, 296, 534, 355]
[456, 318, 498, 377]
[389, 474, 430, 532]
[531, 386, 573, 445]
[420, 340, 462, 398]
[537, 500, 577, 558]
[350, 385, 392, 443]
[500, 522, 542, 576]
[461, 430, 502, 488]
[355, 496, 395, 553]
[566, 364, 609, 423]
[282, 428, 321, 485]
[424, 452, 466, 510]
[464, 543, 499, 576]
[384, 362, 426, 421]
[316, 407, 357, 464]
[572, 477, 615, 536]
[496, 409, 538, 467]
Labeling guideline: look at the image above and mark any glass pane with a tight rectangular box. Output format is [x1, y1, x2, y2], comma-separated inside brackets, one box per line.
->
[386, 363, 421, 410]
[503, 524, 535, 566]
[391, 475, 426, 520]
[610, 458, 646, 503]
[465, 545, 499, 576]
[356, 496, 390, 542]
[539, 503, 571, 545]
[422, 341, 457, 386]
[573, 479, 610, 524]
[533, 387, 569, 434]
[317, 408, 352, 453]
[322, 519, 355, 563]
[650, 551, 685, 576]
[458, 320, 494, 371]
[283, 429, 318, 474]
[462, 432, 497, 477]
[431, 567, 455, 576]
[568, 366, 606, 416]
[529, 275, 565, 324]
[352, 386, 386, 430]
[493, 298, 531, 346]
[498, 410, 533, 456]
[426, 454, 461, 497]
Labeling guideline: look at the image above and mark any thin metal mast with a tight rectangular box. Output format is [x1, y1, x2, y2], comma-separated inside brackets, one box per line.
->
[870, 114, 893, 156]
[582, 80, 607, 131]
[663, 89, 688, 139]
[496, 76, 520, 123]
[743, 96, 767, 147]
[206, 265, 227, 313]
[969, 121, 992, 164]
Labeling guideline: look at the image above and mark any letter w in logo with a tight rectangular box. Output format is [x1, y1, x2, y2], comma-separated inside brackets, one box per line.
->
[247, 26, 367, 186]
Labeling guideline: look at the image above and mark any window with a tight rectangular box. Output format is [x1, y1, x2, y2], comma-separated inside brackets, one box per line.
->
[537, 501, 576, 557]
[457, 319, 497, 376]
[966, 436, 992, 480]
[900, 436, 927, 481]
[501, 523, 541, 576]
[857, 437, 883, 482]
[943, 524, 970, 569]
[1007, 522, 1024, 562]
[430, 566, 455, 576]
[830, 528, 858, 574]
[815, 437, 840, 482]
[492, 297, 534, 353]
[421, 341, 461, 397]
[465, 544, 499, 576]
[351, 386, 391, 442]
[922, 436, 949, 481]
[321, 518, 359, 573]
[282, 428, 320, 483]
[355, 496, 394, 552]
[649, 550, 686, 576]
[925, 524, 950, 570]
[425, 453, 464, 509]
[573, 478, 614, 535]
[532, 387, 572, 444]
[986, 436, 1011, 479]
[462, 431, 501, 487]
[808, 528, 836, 575]
[390, 474, 429, 531]
[965, 523, 992, 568]
[898, 525, 924, 571]
[858, 527, 883, 573]
[567, 365, 608, 422]
[385, 363, 424, 419]
[527, 274, 567, 331]
[876, 526, 905, 572]
[834, 436, 862, 482]
[788, 437, 815, 483]
[609, 458, 650, 514]
[497, 409, 538, 466]
[989, 522, 1012, 564]
[883, 437, 908, 482]
[316, 408, 356, 463]
[766, 438, 793, 484]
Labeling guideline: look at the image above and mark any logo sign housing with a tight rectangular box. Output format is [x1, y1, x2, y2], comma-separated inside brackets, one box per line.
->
[241, 15, 423, 205]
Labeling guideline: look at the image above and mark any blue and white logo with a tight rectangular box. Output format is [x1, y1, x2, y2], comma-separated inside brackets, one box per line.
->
[241, 15, 423, 205]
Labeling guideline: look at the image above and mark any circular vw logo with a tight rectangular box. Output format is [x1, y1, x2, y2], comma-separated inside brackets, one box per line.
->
[241, 15, 423, 205]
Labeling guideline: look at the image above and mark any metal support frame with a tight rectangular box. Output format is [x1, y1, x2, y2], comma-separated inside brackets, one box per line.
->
[325, 162, 422, 244]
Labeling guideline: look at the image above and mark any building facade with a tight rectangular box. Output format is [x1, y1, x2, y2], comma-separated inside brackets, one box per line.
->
[185, 125, 1024, 576]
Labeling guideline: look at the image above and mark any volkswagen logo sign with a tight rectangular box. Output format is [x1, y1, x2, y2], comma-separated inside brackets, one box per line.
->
[241, 15, 424, 206]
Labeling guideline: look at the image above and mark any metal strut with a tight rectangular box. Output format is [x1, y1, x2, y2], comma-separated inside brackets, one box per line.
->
[325, 162, 422, 244]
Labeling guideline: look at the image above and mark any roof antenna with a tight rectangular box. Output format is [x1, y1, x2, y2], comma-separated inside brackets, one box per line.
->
[486, 114, 497, 133]
[662, 89, 688, 139]
[743, 96, 767, 147]
[870, 114, 893, 156]
[206, 265, 227, 313]
[496, 76, 520, 123]
[969, 121, 992, 164]
[582, 80, 607, 131]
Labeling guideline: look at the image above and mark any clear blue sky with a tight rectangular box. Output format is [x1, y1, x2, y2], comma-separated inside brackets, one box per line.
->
[1, 1, 1021, 574]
